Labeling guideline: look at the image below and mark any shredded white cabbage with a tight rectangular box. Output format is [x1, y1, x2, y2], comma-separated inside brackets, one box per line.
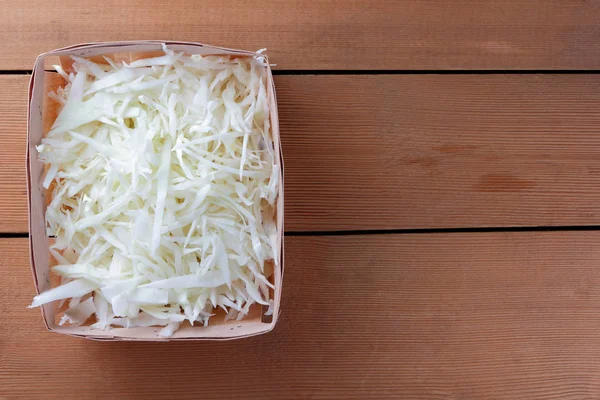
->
[31, 45, 279, 336]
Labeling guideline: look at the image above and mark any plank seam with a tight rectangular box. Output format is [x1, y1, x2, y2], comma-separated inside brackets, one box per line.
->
[0, 232, 28, 238]
[288, 225, 600, 236]
[273, 70, 600, 75]
[5, 70, 600, 76]
[5, 225, 600, 239]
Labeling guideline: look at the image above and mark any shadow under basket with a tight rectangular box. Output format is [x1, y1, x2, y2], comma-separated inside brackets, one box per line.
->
[27, 41, 284, 341]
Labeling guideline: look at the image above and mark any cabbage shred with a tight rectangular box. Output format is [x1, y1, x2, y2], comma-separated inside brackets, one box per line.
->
[30, 45, 279, 336]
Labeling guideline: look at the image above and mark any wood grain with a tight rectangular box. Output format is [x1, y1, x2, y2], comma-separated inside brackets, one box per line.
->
[3, 232, 600, 399]
[2, 0, 600, 70]
[4, 74, 600, 232]
[0, 75, 30, 232]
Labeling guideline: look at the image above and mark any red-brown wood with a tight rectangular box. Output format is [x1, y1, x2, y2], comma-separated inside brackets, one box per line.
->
[2, 0, 600, 70]
[3, 74, 600, 232]
[1, 2, 599, 398]
[3, 233, 600, 399]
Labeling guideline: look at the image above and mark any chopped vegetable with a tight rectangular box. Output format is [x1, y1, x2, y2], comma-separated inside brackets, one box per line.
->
[30, 45, 279, 336]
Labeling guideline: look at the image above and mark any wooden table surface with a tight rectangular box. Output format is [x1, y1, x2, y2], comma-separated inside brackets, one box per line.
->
[2, 1, 600, 399]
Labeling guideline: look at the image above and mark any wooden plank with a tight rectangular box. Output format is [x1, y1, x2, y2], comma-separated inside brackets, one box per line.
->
[2, 0, 600, 70]
[0, 76, 30, 232]
[3, 232, 600, 399]
[4, 74, 600, 233]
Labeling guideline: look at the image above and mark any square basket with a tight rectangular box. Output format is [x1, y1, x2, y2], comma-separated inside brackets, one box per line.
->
[26, 41, 284, 341]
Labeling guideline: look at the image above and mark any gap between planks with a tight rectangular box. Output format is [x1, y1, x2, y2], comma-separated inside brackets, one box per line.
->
[7, 225, 600, 239]
[6, 70, 600, 75]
